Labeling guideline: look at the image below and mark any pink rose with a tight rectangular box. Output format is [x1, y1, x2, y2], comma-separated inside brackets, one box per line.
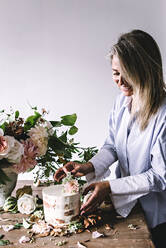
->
[0, 136, 8, 154]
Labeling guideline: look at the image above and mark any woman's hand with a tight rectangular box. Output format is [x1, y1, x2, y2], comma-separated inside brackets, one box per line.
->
[54, 161, 94, 182]
[80, 181, 111, 215]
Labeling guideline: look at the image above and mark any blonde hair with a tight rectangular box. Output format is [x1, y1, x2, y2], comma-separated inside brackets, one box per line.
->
[110, 30, 166, 130]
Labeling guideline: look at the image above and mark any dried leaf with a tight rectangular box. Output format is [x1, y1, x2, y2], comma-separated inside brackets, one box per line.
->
[76, 228, 84, 233]
[83, 219, 90, 229]
[35, 232, 50, 237]
[105, 224, 112, 230]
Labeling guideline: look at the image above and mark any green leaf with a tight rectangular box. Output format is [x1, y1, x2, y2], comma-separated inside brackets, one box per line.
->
[59, 131, 67, 143]
[14, 223, 23, 229]
[0, 122, 8, 132]
[69, 126, 78, 135]
[31, 106, 37, 110]
[0, 240, 10, 246]
[50, 121, 62, 127]
[48, 136, 69, 153]
[24, 111, 41, 131]
[61, 113, 77, 126]
[15, 110, 19, 119]
[0, 168, 11, 185]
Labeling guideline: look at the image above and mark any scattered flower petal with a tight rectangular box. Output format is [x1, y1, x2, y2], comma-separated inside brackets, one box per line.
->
[77, 241, 87, 248]
[23, 218, 32, 229]
[19, 236, 30, 244]
[2, 224, 15, 232]
[92, 231, 104, 239]
[32, 220, 52, 234]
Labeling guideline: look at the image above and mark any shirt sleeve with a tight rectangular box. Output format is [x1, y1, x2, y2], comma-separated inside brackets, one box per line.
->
[110, 118, 166, 211]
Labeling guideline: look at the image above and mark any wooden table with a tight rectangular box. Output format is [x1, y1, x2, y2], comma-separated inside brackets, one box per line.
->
[0, 180, 155, 248]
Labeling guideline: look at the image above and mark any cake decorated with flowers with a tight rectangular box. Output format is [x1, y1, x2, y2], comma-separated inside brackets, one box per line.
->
[42, 173, 80, 225]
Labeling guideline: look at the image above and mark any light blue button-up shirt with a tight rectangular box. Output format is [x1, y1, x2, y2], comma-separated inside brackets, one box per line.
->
[88, 93, 166, 228]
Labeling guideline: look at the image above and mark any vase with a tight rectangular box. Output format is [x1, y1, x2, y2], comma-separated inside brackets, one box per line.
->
[0, 164, 18, 208]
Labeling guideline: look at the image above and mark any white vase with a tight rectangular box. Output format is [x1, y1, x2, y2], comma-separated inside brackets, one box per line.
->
[0, 164, 18, 207]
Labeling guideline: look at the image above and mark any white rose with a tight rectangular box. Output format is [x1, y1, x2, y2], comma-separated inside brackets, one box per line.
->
[17, 194, 36, 214]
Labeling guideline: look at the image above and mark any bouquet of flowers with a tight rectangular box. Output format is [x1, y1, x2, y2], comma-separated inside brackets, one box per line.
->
[0, 107, 98, 185]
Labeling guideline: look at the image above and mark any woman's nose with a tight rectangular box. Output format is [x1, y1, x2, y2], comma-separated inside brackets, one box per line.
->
[117, 75, 122, 86]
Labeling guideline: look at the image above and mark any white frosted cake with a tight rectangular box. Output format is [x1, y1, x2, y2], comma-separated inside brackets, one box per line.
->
[42, 184, 80, 225]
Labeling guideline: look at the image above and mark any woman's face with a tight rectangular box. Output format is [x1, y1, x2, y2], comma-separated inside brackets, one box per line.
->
[112, 55, 133, 96]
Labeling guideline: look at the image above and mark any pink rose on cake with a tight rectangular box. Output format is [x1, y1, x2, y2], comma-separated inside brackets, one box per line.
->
[62, 172, 80, 194]
[63, 180, 79, 194]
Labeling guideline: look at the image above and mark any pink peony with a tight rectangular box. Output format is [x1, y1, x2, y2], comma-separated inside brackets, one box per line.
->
[12, 139, 38, 173]
[28, 126, 48, 156]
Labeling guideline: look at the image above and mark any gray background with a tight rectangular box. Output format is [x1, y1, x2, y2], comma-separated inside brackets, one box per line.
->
[0, 0, 165, 178]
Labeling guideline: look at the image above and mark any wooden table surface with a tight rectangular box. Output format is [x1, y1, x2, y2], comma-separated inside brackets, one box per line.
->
[0, 180, 155, 248]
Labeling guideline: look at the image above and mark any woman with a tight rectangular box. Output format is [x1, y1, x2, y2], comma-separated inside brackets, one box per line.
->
[54, 30, 166, 248]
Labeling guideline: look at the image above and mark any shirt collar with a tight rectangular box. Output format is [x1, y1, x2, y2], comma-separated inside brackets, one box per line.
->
[123, 96, 132, 108]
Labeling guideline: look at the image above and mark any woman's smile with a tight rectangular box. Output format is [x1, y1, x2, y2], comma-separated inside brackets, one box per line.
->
[112, 55, 133, 96]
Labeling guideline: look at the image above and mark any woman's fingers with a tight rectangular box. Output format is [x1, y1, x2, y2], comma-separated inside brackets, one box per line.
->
[81, 200, 99, 215]
[81, 186, 99, 213]
[63, 162, 75, 173]
[54, 168, 65, 182]
[82, 183, 95, 195]
[81, 181, 111, 215]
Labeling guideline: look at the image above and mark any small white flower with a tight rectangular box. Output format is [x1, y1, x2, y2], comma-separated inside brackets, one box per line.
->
[19, 236, 30, 244]
[18, 194, 36, 214]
